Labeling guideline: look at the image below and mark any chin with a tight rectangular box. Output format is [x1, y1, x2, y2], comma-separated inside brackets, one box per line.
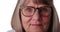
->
[30, 30, 43, 32]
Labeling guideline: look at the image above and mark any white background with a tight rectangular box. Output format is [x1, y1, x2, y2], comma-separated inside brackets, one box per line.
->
[0, 0, 60, 32]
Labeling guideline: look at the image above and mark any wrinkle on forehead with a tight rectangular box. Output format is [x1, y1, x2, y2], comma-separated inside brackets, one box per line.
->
[32, 0, 49, 5]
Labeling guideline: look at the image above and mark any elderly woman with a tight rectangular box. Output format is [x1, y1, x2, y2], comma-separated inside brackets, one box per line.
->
[10, 0, 59, 32]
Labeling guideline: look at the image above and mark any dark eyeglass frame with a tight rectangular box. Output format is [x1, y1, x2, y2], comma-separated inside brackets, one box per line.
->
[21, 6, 52, 17]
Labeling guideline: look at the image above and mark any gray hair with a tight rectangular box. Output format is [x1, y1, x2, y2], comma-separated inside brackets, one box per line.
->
[11, 0, 59, 32]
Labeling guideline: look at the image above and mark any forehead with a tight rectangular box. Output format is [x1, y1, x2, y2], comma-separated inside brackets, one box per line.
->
[32, 0, 47, 4]
[25, 0, 48, 5]
[20, 0, 51, 8]
[24, 0, 49, 7]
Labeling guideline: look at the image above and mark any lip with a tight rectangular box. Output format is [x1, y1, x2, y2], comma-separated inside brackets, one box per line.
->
[31, 24, 42, 26]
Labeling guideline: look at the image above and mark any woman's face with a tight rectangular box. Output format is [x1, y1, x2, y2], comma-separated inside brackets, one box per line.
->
[21, 0, 51, 32]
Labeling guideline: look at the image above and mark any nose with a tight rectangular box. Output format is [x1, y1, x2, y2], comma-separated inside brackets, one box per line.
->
[32, 9, 41, 21]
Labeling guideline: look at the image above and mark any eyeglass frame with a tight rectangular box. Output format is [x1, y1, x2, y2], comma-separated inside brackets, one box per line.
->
[20, 6, 52, 17]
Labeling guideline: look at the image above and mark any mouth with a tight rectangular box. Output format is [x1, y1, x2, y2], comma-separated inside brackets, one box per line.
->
[31, 24, 42, 26]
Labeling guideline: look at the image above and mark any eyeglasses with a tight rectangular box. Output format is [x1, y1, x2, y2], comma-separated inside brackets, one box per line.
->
[21, 6, 51, 17]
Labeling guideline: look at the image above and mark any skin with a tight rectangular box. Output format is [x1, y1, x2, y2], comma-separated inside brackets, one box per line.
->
[21, 0, 51, 32]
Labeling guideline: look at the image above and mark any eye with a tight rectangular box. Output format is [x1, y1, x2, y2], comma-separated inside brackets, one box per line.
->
[25, 8, 32, 12]
[40, 7, 51, 16]
[24, 7, 34, 13]
[25, 7, 31, 10]
[39, 7, 47, 12]
[22, 7, 35, 16]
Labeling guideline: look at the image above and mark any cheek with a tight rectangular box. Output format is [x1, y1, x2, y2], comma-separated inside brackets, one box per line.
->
[41, 12, 51, 23]
[41, 16, 50, 23]
[21, 12, 31, 24]
[21, 16, 31, 23]
[41, 11, 51, 30]
[41, 16, 51, 27]
[41, 16, 51, 31]
[21, 13, 32, 31]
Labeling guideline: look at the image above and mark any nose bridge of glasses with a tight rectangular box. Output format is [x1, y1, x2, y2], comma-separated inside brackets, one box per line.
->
[34, 8, 40, 16]
[35, 8, 41, 14]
